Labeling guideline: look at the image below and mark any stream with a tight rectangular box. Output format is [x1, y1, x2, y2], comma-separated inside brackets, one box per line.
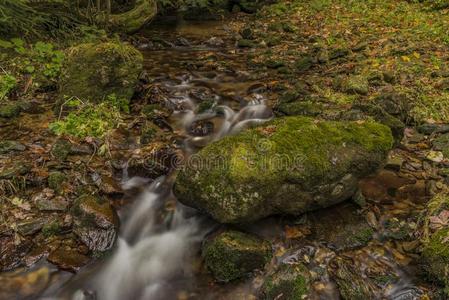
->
[7, 18, 429, 300]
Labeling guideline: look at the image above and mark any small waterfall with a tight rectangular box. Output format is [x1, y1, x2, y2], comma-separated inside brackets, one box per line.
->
[68, 77, 273, 299]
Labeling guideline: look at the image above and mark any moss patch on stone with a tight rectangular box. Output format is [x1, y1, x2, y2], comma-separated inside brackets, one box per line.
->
[202, 230, 272, 282]
[262, 264, 310, 300]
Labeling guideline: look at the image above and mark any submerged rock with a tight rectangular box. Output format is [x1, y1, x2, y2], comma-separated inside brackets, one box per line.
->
[72, 195, 118, 252]
[261, 263, 310, 300]
[420, 193, 449, 294]
[60, 41, 143, 102]
[202, 230, 272, 282]
[175, 117, 393, 223]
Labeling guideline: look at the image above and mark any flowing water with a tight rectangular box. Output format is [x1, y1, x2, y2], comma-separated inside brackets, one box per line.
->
[42, 19, 275, 300]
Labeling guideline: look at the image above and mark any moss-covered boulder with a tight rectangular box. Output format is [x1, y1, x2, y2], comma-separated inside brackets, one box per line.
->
[261, 264, 310, 300]
[420, 193, 449, 294]
[175, 116, 393, 223]
[109, 0, 157, 34]
[202, 230, 272, 282]
[60, 42, 143, 102]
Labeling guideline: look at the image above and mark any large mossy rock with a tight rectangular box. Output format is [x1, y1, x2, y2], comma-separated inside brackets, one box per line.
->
[420, 193, 449, 295]
[202, 230, 272, 282]
[175, 117, 393, 223]
[60, 41, 143, 102]
[261, 263, 310, 300]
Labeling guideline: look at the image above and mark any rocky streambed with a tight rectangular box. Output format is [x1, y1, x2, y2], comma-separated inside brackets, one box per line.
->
[1, 13, 449, 300]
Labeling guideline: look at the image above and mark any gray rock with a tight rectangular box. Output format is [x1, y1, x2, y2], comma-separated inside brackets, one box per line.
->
[0, 141, 25, 154]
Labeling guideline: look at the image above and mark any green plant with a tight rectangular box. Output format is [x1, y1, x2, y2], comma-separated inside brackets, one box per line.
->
[0, 72, 16, 101]
[49, 98, 122, 138]
[0, 38, 65, 90]
[105, 93, 129, 113]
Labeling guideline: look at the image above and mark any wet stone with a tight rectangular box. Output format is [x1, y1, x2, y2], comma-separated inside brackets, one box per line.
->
[432, 133, 449, 157]
[0, 267, 50, 299]
[407, 132, 425, 144]
[417, 123, 449, 135]
[385, 155, 404, 172]
[188, 120, 215, 136]
[35, 191, 68, 211]
[17, 218, 46, 236]
[72, 195, 117, 252]
[0, 140, 26, 154]
[310, 204, 374, 251]
[0, 162, 31, 180]
[47, 248, 89, 272]
[0, 236, 33, 271]
[98, 175, 123, 195]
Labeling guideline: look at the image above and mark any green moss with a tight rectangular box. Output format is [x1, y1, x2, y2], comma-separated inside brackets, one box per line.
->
[276, 100, 323, 116]
[295, 55, 315, 72]
[109, 0, 157, 34]
[262, 264, 310, 300]
[51, 139, 72, 161]
[0, 101, 21, 118]
[420, 193, 449, 293]
[60, 41, 143, 102]
[422, 228, 449, 288]
[42, 221, 61, 237]
[175, 116, 393, 223]
[202, 230, 272, 282]
[349, 227, 374, 245]
[48, 171, 66, 193]
[339, 75, 369, 95]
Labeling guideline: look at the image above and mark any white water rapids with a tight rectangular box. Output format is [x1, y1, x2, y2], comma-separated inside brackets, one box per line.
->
[67, 79, 273, 300]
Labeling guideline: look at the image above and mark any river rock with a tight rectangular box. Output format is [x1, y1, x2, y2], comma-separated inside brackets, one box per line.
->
[72, 195, 118, 252]
[60, 41, 143, 102]
[47, 248, 89, 272]
[261, 263, 310, 300]
[420, 193, 449, 293]
[202, 230, 272, 282]
[0, 236, 33, 271]
[175, 117, 393, 223]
